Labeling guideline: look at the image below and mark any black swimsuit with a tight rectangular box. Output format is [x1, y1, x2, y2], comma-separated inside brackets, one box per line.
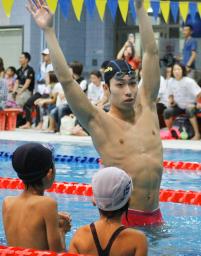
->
[90, 223, 127, 256]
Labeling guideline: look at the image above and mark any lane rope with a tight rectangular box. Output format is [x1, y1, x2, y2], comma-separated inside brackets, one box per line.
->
[0, 177, 200, 206]
[0, 151, 201, 171]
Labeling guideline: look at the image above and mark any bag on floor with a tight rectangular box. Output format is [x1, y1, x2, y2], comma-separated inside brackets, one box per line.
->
[171, 116, 194, 139]
[60, 114, 76, 135]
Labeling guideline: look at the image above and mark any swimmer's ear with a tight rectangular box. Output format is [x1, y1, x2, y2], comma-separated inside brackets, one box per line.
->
[46, 168, 53, 179]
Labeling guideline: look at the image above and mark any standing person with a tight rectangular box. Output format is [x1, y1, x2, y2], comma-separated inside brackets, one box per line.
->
[69, 167, 147, 255]
[0, 79, 8, 110]
[2, 143, 71, 252]
[181, 24, 197, 77]
[12, 52, 35, 108]
[28, 0, 162, 226]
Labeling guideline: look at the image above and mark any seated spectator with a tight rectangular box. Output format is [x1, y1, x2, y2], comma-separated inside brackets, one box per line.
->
[87, 70, 104, 105]
[21, 71, 57, 129]
[0, 57, 5, 78]
[163, 63, 201, 140]
[4, 66, 17, 101]
[12, 52, 35, 108]
[69, 167, 147, 255]
[2, 143, 71, 252]
[69, 61, 88, 93]
[0, 79, 8, 110]
[117, 37, 141, 71]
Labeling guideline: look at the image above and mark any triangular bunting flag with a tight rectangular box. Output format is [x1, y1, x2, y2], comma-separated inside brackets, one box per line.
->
[144, 0, 150, 12]
[118, 0, 129, 23]
[95, 0, 107, 21]
[160, 1, 170, 24]
[179, 1, 189, 22]
[170, 1, 179, 23]
[85, 0, 96, 17]
[129, 0, 136, 22]
[72, 0, 84, 21]
[151, 1, 160, 21]
[198, 3, 201, 18]
[1, 0, 14, 17]
[189, 2, 197, 21]
[46, 0, 58, 13]
[59, 0, 71, 19]
[107, 0, 118, 21]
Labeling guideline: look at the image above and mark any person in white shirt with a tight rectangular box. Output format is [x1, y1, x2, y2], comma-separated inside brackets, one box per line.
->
[87, 70, 104, 105]
[163, 63, 201, 140]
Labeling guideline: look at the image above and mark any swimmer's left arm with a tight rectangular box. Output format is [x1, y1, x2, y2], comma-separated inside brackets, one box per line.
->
[135, 0, 160, 104]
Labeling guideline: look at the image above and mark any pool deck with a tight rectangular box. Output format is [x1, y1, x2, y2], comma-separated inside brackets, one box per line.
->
[0, 129, 201, 150]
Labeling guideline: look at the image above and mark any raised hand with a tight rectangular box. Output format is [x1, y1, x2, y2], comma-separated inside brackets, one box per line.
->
[26, 0, 53, 30]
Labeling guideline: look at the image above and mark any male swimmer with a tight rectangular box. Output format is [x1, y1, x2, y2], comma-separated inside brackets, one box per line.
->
[27, 0, 162, 226]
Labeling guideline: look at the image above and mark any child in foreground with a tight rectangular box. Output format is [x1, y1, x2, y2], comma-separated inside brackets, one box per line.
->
[2, 142, 71, 252]
[69, 167, 148, 256]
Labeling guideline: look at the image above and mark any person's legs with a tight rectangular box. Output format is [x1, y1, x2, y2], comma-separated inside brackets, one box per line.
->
[20, 92, 41, 129]
[163, 106, 185, 129]
[49, 107, 59, 132]
[186, 106, 201, 140]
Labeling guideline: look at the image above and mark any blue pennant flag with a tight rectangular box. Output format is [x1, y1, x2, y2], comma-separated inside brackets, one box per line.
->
[170, 1, 179, 23]
[189, 2, 197, 22]
[85, 0, 95, 17]
[107, 0, 118, 21]
[129, 0, 136, 22]
[151, 1, 160, 20]
[59, 0, 71, 19]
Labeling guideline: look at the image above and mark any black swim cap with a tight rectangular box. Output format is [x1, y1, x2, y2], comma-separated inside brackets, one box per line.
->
[104, 59, 133, 85]
[12, 143, 53, 183]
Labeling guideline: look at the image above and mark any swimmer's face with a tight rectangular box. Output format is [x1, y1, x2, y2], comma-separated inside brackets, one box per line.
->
[109, 74, 138, 110]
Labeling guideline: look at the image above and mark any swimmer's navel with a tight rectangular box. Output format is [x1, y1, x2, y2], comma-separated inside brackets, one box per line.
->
[152, 130, 156, 135]
[119, 139, 124, 144]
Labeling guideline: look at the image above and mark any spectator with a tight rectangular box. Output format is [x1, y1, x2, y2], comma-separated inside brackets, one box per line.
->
[69, 61, 87, 93]
[87, 70, 104, 105]
[2, 143, 71, 251]
[182, 24, 197, 77]
[20, 49, 53, 129]
[69, 167, 147, 255]
[37, 48, 53, 94]
[21, 71, 58, 129]
[12, 52, 35, 108]
[163, 63, 201, 140]
[0, 57, 5, 78]
[4, 66, 17, 101]
[117, 37, 141, 71]
[0, 79, 8, 110]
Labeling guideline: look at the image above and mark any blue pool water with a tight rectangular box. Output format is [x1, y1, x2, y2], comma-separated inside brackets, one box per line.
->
[0, 139, 201, 255]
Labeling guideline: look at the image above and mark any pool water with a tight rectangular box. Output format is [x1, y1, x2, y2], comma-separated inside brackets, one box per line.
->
[0, 140, 201, 255]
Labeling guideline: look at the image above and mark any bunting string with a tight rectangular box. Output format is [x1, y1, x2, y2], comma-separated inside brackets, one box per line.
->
[1, 0, 201, 24]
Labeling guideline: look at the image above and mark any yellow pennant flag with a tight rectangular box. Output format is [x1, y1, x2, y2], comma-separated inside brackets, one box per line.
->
[1, 0, 14, 17]
[144, 0, 150, 12]
[160, 1, 170, 24]
[46, 0, 58, 13]
[179, 1, 189, 22]
[96, 0, 107, 21]
[198, 3, 201, 17]
[72, 0, 84, 21]
[118, 0, 129, 23]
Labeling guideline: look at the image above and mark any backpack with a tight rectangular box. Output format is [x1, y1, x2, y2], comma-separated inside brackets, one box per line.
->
[171, 116, 194, 139]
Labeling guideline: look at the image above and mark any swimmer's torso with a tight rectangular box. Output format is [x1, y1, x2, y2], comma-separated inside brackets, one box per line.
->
[89, 104, 163, 212]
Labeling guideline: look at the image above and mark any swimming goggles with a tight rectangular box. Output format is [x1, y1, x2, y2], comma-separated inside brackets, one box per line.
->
[110, 60, 137, 82]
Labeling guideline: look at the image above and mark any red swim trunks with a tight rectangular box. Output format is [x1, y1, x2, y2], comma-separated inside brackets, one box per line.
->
[121, 208, 164, 227]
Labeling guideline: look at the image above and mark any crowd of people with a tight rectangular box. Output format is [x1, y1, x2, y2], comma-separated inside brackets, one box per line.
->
[0, 20, 201, 139]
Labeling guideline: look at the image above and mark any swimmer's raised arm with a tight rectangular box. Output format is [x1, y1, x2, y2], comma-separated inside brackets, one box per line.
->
[135, 0, 160, 103]
[27, 0, 97, 131]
